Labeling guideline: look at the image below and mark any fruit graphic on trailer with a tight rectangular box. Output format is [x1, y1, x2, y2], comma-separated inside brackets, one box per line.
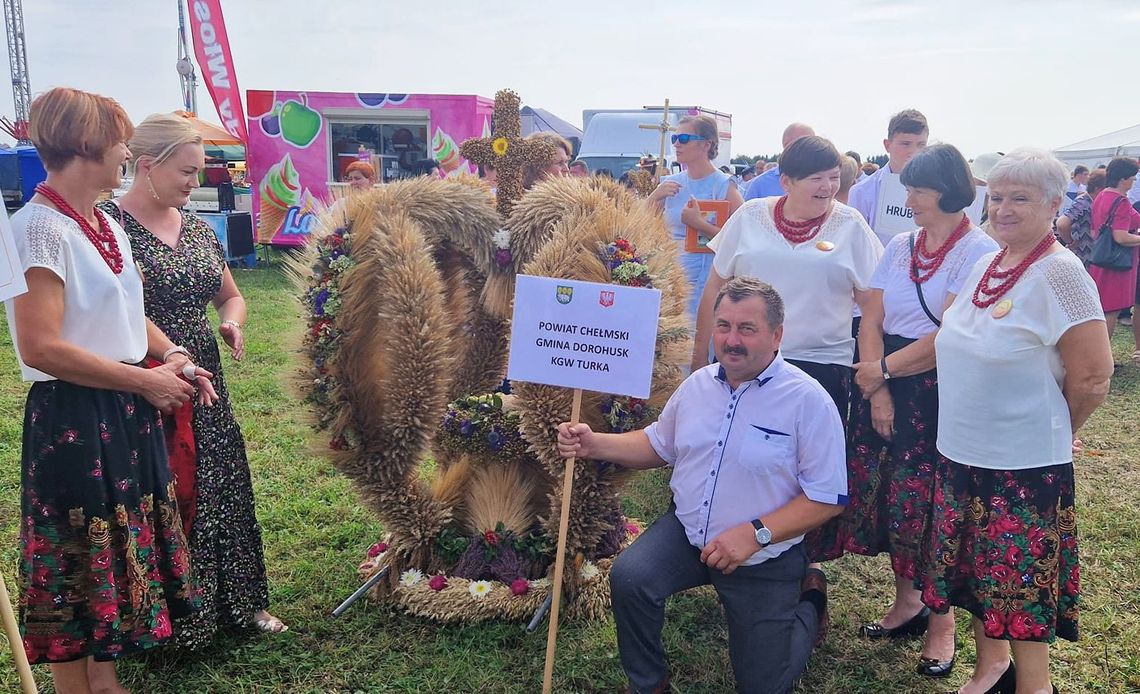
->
[279, 96, 322, 148]
[247, 91, 276, 118]
[357, 93, 386, 107]
[260, 105, 282, 137]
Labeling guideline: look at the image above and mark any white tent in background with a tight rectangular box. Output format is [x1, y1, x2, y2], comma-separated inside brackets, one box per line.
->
[1054, 124, 1140, 169]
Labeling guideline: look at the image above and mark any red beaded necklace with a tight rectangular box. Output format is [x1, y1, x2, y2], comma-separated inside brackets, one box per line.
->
[35, 183, 123, 274]
[970, 231, 1057, 308]
[773, 195, 829, 244]
[910, 214, 971, 284]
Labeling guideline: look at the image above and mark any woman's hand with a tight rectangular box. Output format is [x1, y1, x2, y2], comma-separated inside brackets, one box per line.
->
[680, 197, 703, 227]
[219, 320, 245, 361]
[140, 363, 195, 414]
[648, 180, 680, 205]
[162, 352, 220, 407]
[183, 363, 220, 407]
[870, 388, 895, 441]
[854, 360, 885, 398]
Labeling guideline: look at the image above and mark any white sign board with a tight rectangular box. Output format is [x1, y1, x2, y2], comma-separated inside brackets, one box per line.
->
[507, 275, 662, 398]
[873, 173, 987, 241]
[0, 210, 27, 303]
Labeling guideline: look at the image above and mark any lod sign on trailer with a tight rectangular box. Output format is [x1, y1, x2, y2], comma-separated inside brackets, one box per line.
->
[507, 275, 662, 398]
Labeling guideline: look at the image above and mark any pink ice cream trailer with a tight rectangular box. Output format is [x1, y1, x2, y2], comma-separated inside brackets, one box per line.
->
[246, 90, 495, 246]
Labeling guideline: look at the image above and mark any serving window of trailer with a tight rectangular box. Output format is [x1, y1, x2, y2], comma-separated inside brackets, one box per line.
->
[327, 110, 430, 183]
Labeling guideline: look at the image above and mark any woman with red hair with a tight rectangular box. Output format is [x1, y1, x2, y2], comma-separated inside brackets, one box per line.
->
[6, 88, 215, 692]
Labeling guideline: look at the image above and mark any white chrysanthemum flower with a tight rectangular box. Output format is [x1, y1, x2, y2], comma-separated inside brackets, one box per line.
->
[399, 568, 424, 587]
[492, 229, 511, 249]
[580, 561, 600, 581]
[468, 580, 494, 598]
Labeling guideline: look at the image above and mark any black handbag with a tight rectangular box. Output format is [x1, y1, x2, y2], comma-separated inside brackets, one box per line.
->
[1089, 196, 1132, 271]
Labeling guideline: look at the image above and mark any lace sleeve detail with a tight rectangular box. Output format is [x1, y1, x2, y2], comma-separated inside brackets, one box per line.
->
[1041, 253, 1102, 324]
[18, 207, 67, 280]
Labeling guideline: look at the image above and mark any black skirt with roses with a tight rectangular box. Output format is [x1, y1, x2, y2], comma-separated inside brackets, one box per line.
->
[19, 380, 198, 664]
[916, 460, 1079, 643]
[838, 339, 939, 580]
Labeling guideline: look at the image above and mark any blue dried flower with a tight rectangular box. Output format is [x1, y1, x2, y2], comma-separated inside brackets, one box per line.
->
[313, 289, 330, 316]
[459, 420, 474, 437]
[487, 429, 504, 451]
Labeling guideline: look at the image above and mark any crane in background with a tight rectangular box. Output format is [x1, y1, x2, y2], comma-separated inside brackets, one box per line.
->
[1, 0, 29, 144]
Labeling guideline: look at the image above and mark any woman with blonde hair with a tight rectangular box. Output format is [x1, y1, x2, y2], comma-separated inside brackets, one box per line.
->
[8, 88, 213, 694]
[649, 114, 744, 319]
[98, 112, 287, 647]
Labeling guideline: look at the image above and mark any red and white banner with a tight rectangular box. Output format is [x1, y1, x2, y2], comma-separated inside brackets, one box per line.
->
[188, 0, 247, 143]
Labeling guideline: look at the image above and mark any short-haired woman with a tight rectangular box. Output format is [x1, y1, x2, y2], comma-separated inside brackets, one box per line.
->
[521, 132, 572, 188]
[7, 88, 215, 693]
[648, 115, 744, 319]
[922, 149, 1113, 694]
[1086, 157, 1140, 357]
[98, 113, 287, 645]
[343, 160, 376, 192]
[842, 144, 999, 678]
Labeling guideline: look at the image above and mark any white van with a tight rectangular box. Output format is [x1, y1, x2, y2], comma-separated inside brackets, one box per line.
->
[577, 107, 732, 178]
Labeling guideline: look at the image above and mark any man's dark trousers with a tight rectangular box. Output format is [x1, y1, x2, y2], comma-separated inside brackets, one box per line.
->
[610, 505, 819, 694]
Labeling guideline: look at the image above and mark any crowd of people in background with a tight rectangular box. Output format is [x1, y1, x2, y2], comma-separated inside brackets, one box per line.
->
[2, 86, 1124, 694]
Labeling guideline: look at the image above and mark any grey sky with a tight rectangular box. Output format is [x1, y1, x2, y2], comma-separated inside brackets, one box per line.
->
[7, 0, 1139, 159]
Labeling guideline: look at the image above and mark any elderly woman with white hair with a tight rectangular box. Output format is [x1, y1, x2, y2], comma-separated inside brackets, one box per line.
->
[920, 149, 1113, 694]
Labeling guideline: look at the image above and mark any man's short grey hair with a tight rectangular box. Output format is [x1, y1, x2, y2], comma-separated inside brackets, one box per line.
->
[985, 148, 1068, 203]
[713, 277, 784, 329]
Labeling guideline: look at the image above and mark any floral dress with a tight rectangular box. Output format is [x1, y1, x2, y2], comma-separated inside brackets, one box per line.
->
[99, 203, 270, 648]
[12, 204, 198, 664]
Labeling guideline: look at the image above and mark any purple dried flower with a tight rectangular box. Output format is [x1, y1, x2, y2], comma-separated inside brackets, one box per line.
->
[494, 248, 512, 267]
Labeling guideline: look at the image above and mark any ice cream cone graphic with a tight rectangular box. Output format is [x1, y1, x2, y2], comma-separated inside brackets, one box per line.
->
[258, 154, 301, 240]
[431, 127, 462, 174]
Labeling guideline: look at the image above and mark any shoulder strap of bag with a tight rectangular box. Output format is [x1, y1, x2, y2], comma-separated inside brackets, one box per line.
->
[1102, 195, 1126, 234]
[909, 232, 941, 328]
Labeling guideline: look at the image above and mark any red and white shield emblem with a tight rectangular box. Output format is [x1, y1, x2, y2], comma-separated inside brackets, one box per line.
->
[599, 290, 615, 307]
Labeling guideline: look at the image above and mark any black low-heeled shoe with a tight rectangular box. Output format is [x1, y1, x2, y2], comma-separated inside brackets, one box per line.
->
[916, 655, 955, 677]
[941, 659, 1016, 694]
[859, 606, 930, 639]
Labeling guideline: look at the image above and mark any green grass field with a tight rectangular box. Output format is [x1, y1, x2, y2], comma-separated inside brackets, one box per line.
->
[0, 262, 1136, 693]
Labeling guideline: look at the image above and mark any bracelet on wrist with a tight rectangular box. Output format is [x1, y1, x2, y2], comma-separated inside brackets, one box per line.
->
[221, 319, 243, 330]
[162, 345, 191, 362]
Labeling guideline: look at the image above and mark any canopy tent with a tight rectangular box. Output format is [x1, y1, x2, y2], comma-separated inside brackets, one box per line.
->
[521, 106, 583, 154]
[174, 110, 243, 146]
[1054, 124, 1140, 169]
[172, 111, 245, 162]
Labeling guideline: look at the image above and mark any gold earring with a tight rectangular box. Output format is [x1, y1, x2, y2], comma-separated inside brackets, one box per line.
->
[146, 173, 161, 202]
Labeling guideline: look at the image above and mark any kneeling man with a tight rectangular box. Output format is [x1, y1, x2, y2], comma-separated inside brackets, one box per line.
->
[557, 277, 847, 694]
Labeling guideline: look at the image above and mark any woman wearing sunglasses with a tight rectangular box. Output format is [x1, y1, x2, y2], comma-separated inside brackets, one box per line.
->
[649, 115, 743, 319]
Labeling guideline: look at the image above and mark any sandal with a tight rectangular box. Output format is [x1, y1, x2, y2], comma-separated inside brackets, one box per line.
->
[1131, 349, 1140, 365]
[254, 615, 289, 633]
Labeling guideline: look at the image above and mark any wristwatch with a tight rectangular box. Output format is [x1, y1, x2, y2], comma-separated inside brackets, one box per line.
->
[880, 357, 892, 381]
[750, 519, 772, 548]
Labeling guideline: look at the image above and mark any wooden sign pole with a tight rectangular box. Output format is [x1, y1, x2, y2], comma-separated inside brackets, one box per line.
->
[0, 571, 37, 693]
[541, 387, 583, 694]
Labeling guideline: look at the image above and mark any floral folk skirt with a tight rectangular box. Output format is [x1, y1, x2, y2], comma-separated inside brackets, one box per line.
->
[917, 460, 1079, 643]
[19, 380, 199, 664]
[839, 364, 940, 580]
[786, 359, 851, 562]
